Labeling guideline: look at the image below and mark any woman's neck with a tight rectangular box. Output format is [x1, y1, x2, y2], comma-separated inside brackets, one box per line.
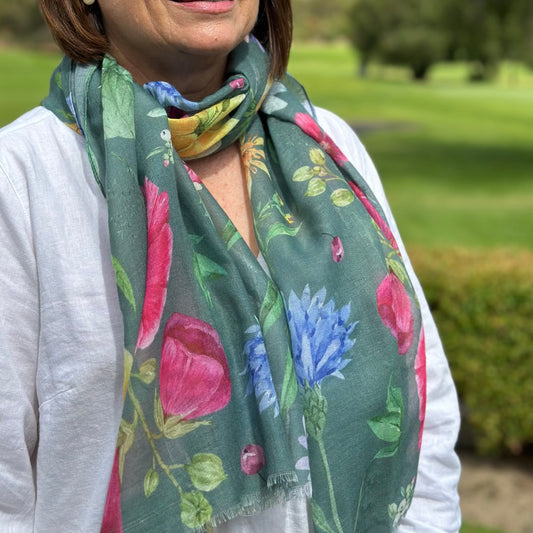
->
[109, 44, 228, 101]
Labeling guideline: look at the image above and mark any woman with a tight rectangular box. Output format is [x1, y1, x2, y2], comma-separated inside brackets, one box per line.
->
[0, 0, 461, 531]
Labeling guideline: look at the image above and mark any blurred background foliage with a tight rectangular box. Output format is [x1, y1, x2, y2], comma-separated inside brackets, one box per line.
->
[1, 0, 532, 458]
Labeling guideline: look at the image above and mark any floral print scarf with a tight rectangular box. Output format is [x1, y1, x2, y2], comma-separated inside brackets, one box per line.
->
[43, 37, 426, 533]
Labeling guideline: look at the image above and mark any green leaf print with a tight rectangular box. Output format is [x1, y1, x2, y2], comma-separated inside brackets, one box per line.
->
[222, 220, 241, 250]
[264, 221, 302, 250]
[154, 390, 164, 432]
[305, 178, 327, 197]
[112, 256, 136, 313]
[310, 500, 337, 533]
[118, 415, 137, 482]
[193, 252, 227, 307]
[367, 379, 404, 458]
[185, 453, 227, 492]
[180, 491, 213, 529]
[330, 188, 355, 207]
[367, 412, 401, 443]
[163, 417, 211, 440]
[309, 148, 326, 166]
[280, 348, 298, 420]
[386, 257, 408, 285]
[293, 165, 314, 182]
[259, 281, 284, 333]
[386, 382, 404, 415]
[102, 60, 135, 139]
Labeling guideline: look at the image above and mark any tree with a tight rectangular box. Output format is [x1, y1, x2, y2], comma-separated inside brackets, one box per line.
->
[442, 0, 533, 80]
[347, 0, 448, 80]
[0, 0, 50, 46]
[292, 0, 353, 42]
[347, 0, 533, 81]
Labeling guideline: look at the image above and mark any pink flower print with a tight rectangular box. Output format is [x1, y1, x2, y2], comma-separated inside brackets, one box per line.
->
[160, 313, 231, 420]
[136, 179, 173, 351]
[376, 272, 414, 355]
[294, 112, 348, 166]
[240, 444, 265, 475]
[100, 449, 123, 533]
[184, 163, 202, 185]
[331, 236, 344, 262]
[229, 77, 245, 90]
[415, 328, 427, 449]
[348, 181, 399, 252]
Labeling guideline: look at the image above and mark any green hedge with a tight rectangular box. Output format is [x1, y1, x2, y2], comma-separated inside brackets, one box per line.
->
[409, 247, 533, 455]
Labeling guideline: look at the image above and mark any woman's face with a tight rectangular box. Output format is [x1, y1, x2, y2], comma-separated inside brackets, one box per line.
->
[98, 0, 260, 86]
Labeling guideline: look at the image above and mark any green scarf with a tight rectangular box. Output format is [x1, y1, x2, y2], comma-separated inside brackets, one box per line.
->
[43, 37, 426, 533]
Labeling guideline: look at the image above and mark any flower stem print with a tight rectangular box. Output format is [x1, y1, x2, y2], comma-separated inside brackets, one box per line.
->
[286, 286, 357, 533]
[304, 385, 344, 533]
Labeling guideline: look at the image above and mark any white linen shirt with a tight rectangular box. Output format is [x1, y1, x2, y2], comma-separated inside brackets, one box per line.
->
[0, 106, 461, 532]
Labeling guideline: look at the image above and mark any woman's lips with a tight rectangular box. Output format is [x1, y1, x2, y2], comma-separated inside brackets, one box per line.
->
[170, 0, 235, 13]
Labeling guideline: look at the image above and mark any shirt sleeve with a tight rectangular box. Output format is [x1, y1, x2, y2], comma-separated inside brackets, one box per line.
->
[315, 107, 462, 532]
[0, 159, 39, 531]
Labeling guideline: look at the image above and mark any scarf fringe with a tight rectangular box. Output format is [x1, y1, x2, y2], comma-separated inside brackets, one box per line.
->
[267, 470, 299, 489]
[199, 481, 312, 532]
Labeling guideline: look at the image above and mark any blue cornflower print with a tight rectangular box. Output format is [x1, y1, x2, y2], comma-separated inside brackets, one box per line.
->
[144, 81, 202, 114]
[242, 324, 280, 417]
[286, 285, 357, 387]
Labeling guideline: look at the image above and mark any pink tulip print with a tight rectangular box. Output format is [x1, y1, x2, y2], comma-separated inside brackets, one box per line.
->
[294, 112, 348, 166]
[376, 272, 414, 355]
[183, 163, 202, 185]
[136, 178, 173, 351]
[348, 182, 399, 252]
[240, 444, 265, 475]
[160, 313, 231, 419]
[415, 328, 427, 449]
[100, 449, 123, 533]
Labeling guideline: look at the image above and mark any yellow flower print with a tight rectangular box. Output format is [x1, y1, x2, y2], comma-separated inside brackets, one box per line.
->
[168, 95, 245, 159]
[241, 134, 269, 182]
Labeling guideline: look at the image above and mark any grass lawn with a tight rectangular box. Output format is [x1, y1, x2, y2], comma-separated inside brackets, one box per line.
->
[462, 524, 505, 533]
[289, 42, 533, 250]
[0, 47, 60, 126]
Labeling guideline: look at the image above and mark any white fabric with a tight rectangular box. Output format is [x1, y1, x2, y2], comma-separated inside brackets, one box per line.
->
[0, 106, 461, 532]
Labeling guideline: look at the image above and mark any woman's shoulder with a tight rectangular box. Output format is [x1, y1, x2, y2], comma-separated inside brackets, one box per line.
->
[0, 106, 81, 153]
[0, 106, 93, 229]
[0, 107, 86, 194]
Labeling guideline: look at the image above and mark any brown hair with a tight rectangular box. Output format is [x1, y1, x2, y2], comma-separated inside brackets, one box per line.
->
[38, 0, 292, 79]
